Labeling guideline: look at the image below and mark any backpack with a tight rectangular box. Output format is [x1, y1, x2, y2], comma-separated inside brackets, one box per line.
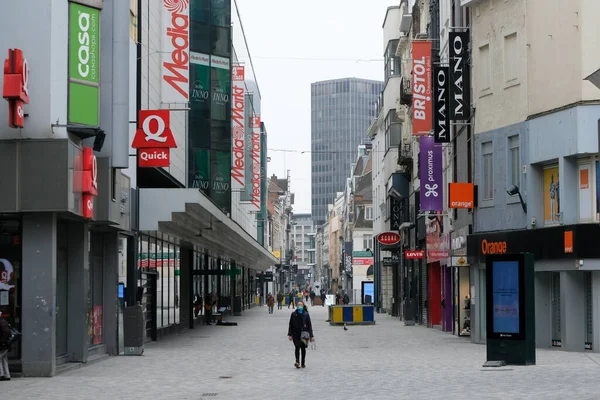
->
[1, 324, 21, 350]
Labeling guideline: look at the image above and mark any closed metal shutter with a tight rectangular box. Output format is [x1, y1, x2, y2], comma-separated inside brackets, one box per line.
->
[420, 261, 428, 325]
[585, 272, 593, 346]
[551, 272, 561, 344]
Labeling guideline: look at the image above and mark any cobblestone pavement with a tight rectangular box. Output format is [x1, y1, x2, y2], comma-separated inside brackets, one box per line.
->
[4, 305, 600, 400]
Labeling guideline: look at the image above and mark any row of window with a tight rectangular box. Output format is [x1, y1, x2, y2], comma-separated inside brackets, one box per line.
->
[478, 32, 519, 94]
[311, 81, 383, 96]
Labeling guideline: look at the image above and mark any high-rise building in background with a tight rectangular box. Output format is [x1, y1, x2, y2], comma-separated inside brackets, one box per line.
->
[311, 78, 384, 226]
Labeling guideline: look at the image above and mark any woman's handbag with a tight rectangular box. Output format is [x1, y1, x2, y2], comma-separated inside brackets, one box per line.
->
[1, 325, 21, 350]
[309, 340, 317, 351]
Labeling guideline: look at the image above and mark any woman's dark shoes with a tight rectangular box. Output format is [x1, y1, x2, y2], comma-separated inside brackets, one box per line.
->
[0, 377, 10, 381]
[294, 362, 300, 369]
[301, 363, 306, 368]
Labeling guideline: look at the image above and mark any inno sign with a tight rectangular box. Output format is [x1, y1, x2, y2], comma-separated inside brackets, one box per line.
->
[161, 0, 190, 103]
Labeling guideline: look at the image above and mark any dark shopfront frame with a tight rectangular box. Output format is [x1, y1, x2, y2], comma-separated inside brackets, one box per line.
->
[0, 217, 22, 361]
[467, 224, 600, 264]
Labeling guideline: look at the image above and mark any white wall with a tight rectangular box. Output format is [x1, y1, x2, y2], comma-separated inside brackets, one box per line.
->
[140, 0, 186, 185]
[0, 0, 69, 139]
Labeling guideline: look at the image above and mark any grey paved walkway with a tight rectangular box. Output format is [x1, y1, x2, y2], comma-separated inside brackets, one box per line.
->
[4, 305, 600, 399]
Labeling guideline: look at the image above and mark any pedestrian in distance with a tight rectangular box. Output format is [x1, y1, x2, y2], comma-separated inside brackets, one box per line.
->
[266, 293, 275, 314]
[309, 290, 316, 306]
[287, 301, 314, 369]
[288, 290, 295, 309]
[343, 292, 350, 305]
[0, 311, 11, 381]
[276, 292, 284, 310]
[320, 291, 326, 307]
[204, 292, 215, 325]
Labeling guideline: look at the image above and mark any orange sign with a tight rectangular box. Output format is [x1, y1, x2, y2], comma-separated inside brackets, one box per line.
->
[448, 182, 474, 209]
[481, 239, 507, 255]
[564, 231, 573, 253]
[411, 41, 433, 135]
[580, 169, 589, 189]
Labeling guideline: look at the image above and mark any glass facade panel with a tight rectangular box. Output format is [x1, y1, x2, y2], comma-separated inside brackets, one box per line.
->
[190, 21, 210, 53]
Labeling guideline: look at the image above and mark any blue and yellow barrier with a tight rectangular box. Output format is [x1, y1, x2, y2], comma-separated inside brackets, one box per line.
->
[282, 296, 304, 306]
[329, 305, 375, 325]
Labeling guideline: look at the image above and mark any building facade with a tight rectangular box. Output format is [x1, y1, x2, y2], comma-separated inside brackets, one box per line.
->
[465, 0, 600, 352]
[311, 78, 383, 226]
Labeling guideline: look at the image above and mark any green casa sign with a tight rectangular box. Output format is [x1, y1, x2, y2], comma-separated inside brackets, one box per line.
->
[68, 2, 100, 126]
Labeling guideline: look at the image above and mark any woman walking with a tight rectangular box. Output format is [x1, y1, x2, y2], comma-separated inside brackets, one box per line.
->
[287, 301, 314, 369]
[266, 293, 275, 314]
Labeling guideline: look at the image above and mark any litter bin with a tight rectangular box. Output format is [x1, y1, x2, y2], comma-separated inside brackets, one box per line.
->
[124, 304, 144, 355]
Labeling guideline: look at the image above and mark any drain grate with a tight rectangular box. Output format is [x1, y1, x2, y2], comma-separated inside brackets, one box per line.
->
[202, 394, 218, 397]
[218, 376, 232, 379]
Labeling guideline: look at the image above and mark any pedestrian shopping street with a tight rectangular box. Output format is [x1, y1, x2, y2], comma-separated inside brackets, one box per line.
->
[4, 305, 600, 400]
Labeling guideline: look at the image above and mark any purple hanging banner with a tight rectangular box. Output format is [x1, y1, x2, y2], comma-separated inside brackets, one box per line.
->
[419, 136, 443, 211]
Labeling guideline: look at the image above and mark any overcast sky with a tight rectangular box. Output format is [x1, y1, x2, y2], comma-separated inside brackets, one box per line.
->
[235, 0, 394, 213]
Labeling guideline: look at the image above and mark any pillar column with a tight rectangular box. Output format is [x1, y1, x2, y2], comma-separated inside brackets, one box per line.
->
[103, 232, 119, 355]
[67, 221, 90, 362]
[21, 213, 57, 377]
[560, 271, 585, 351]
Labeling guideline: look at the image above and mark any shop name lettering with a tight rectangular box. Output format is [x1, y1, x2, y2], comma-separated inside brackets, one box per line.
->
[413, 55, 430, 121]
[76, 9, 97, 80]
[231, 85, 245, 186]
[481, 239, 507, 255]
[251, 131, 261, 208]
[452, 35, 465, 117]
[163, 8, 189, 99]
[435, 68, 447, 140]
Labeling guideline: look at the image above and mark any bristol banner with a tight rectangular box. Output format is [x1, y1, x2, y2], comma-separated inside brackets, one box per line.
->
[249, 115, 261, 210]
[433, 66, 450, 143]
[231, 66, 246, 191]
[419, 136, 443, 211]
[161, 0, 190, 104]
[411, 40, 433, 135]
[449, 31, 471, 120]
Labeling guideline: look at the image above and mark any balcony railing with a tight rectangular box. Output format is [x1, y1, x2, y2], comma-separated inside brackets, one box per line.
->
[399, 76, 412, 105]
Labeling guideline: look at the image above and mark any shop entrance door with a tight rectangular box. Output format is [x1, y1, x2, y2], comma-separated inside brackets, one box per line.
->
[56, 230, 68, 358]
[428, 262, 442, 328]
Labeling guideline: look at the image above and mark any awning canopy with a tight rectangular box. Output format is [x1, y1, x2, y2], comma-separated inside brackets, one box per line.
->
[139, 189, 278, 271]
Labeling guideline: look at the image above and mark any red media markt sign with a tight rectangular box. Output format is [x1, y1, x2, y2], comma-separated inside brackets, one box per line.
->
[3, 48, 29, 128]
[377, 232, 401, 246]
[132, 110, 177, 168]
[404, 250, 425, 259]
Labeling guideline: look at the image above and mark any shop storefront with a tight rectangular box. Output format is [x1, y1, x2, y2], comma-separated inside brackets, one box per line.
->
[468, 224, 600, 352]
[0, 218, 21, 362]
[450, 226, 471, 337]
[426, 217, 449, 330]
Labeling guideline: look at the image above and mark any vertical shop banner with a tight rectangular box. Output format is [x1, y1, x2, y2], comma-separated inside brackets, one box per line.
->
[419, 136, 443, 211]
[212, 150, 231, 212]
[231, 66, 246, 191]
[433, 66, 450, 143]
[250, 115, 261, 210]
[579, 164, 592, 220]
[449, 31, 471, 121]
[190, 52, 210, 119]
[161, 0, 190, 103]
[191, 148, 211, 195]
[411, 40, 433, 135]
[344, 242, 353, 273]
[68, 2, 100, 126]
[210, 55, 230, 120]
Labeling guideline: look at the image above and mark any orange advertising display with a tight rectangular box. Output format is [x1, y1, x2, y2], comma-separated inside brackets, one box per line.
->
[448, 182, 474, 208]
[411, 41, 433, 135]
[564, 231, 573, 253]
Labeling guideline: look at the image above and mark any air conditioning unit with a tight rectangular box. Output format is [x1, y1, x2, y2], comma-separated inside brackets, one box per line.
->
[415, 33, 428, 40]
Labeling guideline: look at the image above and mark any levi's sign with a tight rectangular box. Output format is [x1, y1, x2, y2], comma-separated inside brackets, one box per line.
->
[377, 232, 401, 246]
[3, 48, 29, 128]
[404, 250, 425, 259]
[132, 110, 177, 168]
[161, 0, 190, 103]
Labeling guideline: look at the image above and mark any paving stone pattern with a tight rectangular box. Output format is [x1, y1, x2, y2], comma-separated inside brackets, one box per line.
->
[3, 305, 600, 399]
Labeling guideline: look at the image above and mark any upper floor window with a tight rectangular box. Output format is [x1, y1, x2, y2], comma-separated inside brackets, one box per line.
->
[482, 141, 493, 200]
[363, 234, 373, 251]
[479, 43, 491, 95]
[365, 206, 373, 220]
[385, 110, 402, 150]
[503, 32, 519, 86]
[385, 40, 401, 81]
[508, 135, 520, 188]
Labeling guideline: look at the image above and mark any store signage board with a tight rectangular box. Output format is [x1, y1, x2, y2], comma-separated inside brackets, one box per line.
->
[3, 48, 29, 128]
[405, 250, 425, 259]
[377, 232, 401, 246]
[132, 110, 177, 167]
[449, 182, 474, 209]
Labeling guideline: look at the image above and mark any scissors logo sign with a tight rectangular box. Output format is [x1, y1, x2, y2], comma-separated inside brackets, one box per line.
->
[132, 110, 177, 168]
[424, 184, 439, 197]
